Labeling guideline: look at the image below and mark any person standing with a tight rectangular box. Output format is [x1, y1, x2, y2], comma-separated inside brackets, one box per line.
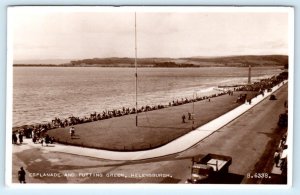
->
[41, 137, 44, 147]
[70, 126, 75, 138]
[12, 132, 18, 144]
[45, 134, 50, 146]
[18, 167, 26, 183]
[182, 114, 186, 123]
[274, 150, 281, 167]
[18, 132, 23, 145]
[188, 112, 192, 120]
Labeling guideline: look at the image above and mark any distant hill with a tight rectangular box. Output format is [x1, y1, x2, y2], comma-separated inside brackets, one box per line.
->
[14, 55, 288, 68]
[181, 55, 288, 67]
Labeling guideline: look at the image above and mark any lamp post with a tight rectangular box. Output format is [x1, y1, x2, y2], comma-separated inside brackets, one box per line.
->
[192, 92, 196, 130]
[134, 12, 138, 127]
[248, 64, 251, 85]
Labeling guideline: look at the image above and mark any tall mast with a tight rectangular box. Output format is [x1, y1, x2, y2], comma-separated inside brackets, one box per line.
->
[135, 12, 138, 126]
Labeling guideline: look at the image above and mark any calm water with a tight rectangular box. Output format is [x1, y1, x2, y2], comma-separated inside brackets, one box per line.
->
[13, 66, 283, 127]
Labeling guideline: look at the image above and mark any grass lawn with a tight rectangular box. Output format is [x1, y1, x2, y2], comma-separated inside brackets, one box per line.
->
[47, 91, 256, 151]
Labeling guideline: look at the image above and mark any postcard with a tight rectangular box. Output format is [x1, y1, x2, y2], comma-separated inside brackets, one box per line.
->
[6, 6, 294, 187]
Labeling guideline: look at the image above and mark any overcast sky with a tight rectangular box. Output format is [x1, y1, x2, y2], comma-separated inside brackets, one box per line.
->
[10, 7, 290, 62]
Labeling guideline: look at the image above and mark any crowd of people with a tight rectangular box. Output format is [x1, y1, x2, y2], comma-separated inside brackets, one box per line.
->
[273, 133, 288, 175]
[234, 72, 288, 92]
[12, 128, 55, 146]
[12, 71, 288, 142]
[12, 131, 23, 145]
[273, 92, 288, 177]
[12, 91, 230, 139]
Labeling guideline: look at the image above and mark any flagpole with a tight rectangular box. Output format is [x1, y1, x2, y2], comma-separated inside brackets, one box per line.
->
[135, 12, 138, 127]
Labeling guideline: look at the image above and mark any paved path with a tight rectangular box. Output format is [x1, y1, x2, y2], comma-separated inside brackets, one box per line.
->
[17, 81, 287, 161]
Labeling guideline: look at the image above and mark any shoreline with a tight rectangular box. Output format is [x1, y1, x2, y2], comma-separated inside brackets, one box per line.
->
[13, 65, 284, 68]
[13, 81, 288, 159]
[13, 54, 288, 68]
[12, 71, 282, 129]
[12, 88, 227, 130]
[27, 91, 254, 152]
[45, 72, 288, 151]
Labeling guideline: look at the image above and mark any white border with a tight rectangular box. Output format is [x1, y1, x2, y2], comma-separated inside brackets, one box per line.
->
[6, 6, 294, 189]
[287, 7, 294, 188]
[6, 7, 13, 188]
[8, 5, 293, 13]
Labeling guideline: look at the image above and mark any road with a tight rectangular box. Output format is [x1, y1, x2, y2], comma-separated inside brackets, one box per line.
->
[149, 83, 288, 184]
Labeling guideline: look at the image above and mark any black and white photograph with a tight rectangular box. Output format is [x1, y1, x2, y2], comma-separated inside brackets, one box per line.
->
[6, 6, 293, 186]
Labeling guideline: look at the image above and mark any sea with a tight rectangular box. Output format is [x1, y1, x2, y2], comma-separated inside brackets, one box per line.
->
[12, 66, 283, 127]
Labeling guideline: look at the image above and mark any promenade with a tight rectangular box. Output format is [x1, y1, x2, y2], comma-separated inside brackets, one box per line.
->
[47, 90, 249, 151]
[16, 81, 287, 161]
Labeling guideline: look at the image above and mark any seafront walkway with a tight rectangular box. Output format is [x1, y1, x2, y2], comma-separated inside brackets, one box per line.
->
[17, 81, 287, 161]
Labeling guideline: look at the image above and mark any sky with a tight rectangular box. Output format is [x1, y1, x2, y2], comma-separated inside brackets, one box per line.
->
[10, 7, 291, 63]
